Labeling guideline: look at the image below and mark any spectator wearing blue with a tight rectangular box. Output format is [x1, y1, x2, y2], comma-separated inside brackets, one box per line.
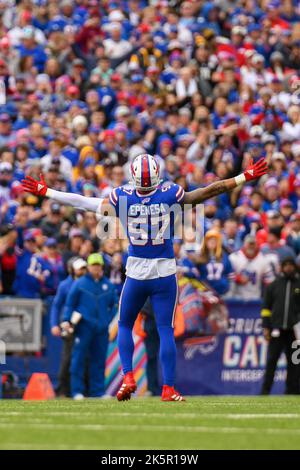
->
[222, 219, 244, 254]
[0, 115, 16, 147]
[198, 230, 233, 296]
[13, 231, 41, 298]
[64, 253, 118, 399]
[50, 256, 87, 397]
[37, 237, 65, 296]
[17, 26, 48, 73]
[177, 244, 201, 280]
[286, 214, 300, 256]
[261, 228, 296, 263]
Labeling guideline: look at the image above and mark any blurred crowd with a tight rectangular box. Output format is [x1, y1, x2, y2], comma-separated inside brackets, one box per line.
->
[0, 0, 300, 303]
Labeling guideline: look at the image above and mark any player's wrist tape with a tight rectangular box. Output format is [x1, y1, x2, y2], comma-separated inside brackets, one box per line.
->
[46, 188, 53, 197]
[234, 173, 246, 185]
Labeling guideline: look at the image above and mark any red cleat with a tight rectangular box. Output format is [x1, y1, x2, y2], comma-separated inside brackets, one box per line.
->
[161, 385, 186, 402]
[116, 372, 137, 401]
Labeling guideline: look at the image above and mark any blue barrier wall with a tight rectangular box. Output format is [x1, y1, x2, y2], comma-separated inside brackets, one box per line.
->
[0, 300, 287, 395]
[176, 300, 286, 395]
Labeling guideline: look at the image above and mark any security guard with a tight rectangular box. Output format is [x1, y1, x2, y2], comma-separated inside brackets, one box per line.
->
[64, 253, 118, 399]
[261, 257, 300, 395]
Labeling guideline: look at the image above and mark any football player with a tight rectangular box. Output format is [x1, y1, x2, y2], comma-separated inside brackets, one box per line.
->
[22, 154, 268, 401]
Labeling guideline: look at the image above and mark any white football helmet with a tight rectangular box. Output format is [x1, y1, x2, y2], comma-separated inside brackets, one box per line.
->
[130, 154, 161, 191]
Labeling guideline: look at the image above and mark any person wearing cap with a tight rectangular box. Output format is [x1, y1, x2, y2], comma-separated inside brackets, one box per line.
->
[176, 67, 198, 103]
[8, 10, 46, 47]
[17, 26, 47, 73]
[229, 235, 275, 300]
[40, 201, 63, 238]
[203, 199, 218, 230]
[129, 33, 164, 71]
[222, 218, 243, 254]
[98, 129, 125, 166]
[0, 114, 15, 147]
[40, 139, 73, 180]
[261, 227, 296, 269]
[261, 257, 300, 395]
[72, 115, 88, 137]
[62, 228, 86, 267]
[192, 42, 215, 98]
[74, 158, 98, 193]
[0, 161, 13, 201]
[270, 152, 287, 179]
[262, 178, 280, 212]
[243, 54, 271, 92]
[144, 65, 166, 98]
[36, 237, 65, 296]
[50, 256, 87, 397]
[281, 105, 300, 142]
[279, 198, 293, 222]
[63, 253, 118, 399]
[13, 231, 42, 298]
[287, 214, 300, 256]
[103, 22, 132, 73]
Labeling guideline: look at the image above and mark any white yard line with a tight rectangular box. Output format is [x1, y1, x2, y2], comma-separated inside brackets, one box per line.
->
[0, 422, 300, 435]
[1, 411, 300, 419]
[0, 443, 196, 450]
[225, 414, 300, 419]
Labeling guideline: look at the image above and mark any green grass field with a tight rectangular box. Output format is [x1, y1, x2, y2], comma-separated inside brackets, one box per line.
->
[0, 396, 300, 450]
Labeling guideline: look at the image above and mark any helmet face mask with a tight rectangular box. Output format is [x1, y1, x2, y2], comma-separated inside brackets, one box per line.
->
[131, 154, 161, 191]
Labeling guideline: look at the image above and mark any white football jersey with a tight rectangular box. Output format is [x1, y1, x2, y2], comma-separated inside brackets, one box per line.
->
[228, 250, 275, 300]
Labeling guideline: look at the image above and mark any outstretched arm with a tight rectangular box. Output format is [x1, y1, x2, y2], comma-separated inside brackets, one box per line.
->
[22, 174, 103, 213]
[184, 158, 268, 206]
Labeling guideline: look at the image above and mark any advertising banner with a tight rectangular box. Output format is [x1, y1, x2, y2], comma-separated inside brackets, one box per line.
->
[176, 301, 286, 395]
[1, 299, 287, 395]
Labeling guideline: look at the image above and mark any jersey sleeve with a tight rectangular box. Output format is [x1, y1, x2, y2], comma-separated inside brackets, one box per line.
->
[109, 187, 119, 209]
[108, 186, 129, 217]
[175, 184, 185, 203]
[163, 183, 185, 205]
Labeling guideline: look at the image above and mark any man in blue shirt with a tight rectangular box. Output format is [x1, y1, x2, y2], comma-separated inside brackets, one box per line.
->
[13, 231, 41, 298]
[64, 253, 118, 399]
[50, 256, 87, 397]
[16, 26, 47, 73]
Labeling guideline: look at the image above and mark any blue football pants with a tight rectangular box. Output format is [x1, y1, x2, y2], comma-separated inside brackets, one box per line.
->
[118, 274, 178, 386]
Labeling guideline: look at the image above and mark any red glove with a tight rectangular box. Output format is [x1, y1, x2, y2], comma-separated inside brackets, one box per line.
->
[21, 173, 48, 196]
[244, 158, 268, 182]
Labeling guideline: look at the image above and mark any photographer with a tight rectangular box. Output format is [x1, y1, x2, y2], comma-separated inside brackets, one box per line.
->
[261, 257, 300, 395]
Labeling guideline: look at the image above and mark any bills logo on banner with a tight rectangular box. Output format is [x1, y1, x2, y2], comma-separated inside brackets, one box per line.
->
[183, 336, 219, 360]
[1, 296, 287, 396]
[176, 301, 286, 395]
